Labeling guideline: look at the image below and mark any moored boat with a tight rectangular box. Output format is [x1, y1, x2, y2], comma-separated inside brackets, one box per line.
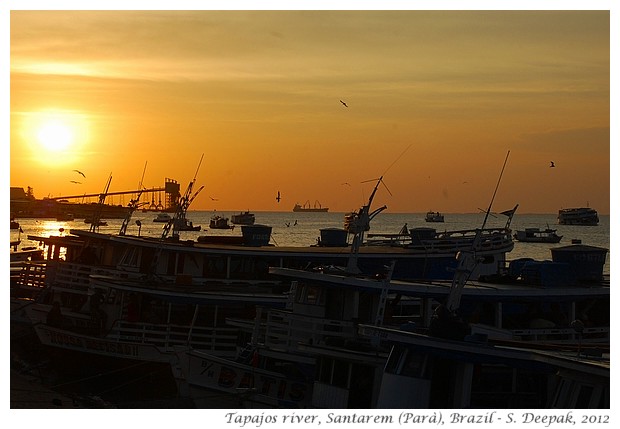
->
[153, 212, 172, 223]
[209, 215, 232, 229]
[230, 211, 256, 225]
[513, 227, 562, 243]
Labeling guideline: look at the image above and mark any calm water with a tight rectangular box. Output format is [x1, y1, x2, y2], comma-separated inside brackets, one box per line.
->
[10, 210, 610, 275]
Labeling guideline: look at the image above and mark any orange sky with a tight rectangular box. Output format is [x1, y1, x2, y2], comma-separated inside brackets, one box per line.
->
[7, 8, 612, 214]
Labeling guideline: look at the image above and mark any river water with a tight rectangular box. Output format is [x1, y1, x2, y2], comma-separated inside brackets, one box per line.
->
[10, 210, 610, 275]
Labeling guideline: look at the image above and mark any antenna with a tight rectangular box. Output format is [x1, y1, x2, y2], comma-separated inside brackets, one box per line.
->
[481, 150, 510, 229]
[382, 144, 412, 176]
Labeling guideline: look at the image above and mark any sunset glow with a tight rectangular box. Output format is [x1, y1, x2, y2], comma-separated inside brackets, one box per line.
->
[8, 8, 612, 214]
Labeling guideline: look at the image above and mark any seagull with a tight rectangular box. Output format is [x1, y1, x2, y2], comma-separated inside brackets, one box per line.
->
[209, 196, 218, 201]
[73, 169, 86, 178]
[550, 161, 555, 168]
[70, 180, 82, 184]
[276, 191, 281, 203]
[339, 100, 348, 108]
[341, 182, 351, 186]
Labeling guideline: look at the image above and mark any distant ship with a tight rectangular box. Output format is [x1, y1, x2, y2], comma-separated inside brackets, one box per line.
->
[558, 207, 599, 226]
[293, 200, 329, 213]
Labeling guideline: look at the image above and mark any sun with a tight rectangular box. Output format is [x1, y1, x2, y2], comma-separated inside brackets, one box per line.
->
[37, 119, 74, 151]
[21, 110, 91, 168]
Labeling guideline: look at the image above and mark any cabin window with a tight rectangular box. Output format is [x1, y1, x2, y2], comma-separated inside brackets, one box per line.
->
[203, 255, 227, 278]
[316, 357, 349, 388]
[385, 347, 428, 378]
[575, 385, 594, 408]
[305, 285, 321, 304]
[294, 283, 323, 305]
[357, 292, 374, 323]
[166, 253, 176, 275]
[177, 253, 185, 274]
[119, 247, 140, 269]
[139, 248, 155, 274]
[229, 257, 257, 279]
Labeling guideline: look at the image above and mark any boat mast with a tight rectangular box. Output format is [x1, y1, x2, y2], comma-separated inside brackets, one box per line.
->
[119, 161, 148, 236]
[162, 154, 204, 239]
[445, 150, 510, 313]
[89, 173, 112, 232]
[345, 176, 388, 273]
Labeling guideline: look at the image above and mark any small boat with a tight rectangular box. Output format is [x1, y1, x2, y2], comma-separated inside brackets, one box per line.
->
[293, 200, 329, 212]
[425, 211, 444, 222]
[153, 213, 172, 223]
[84, 217, 107, 226]
[513, 227, 562, 243]
[230, 211, 255, 225]
[174, 218, 201, 231]
[558, 207, 599, 226]
[209, 215, 232, 229]
[56, 213, 75, 222]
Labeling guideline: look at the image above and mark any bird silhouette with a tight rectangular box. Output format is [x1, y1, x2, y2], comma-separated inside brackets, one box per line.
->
[70, 180, 82, 184]
[209, 196, 218, 201]
[276, 191, 281, 203]
[73, 169, 86, 178]
[339, 100, 348, 108]
[550, 161, 555, 168]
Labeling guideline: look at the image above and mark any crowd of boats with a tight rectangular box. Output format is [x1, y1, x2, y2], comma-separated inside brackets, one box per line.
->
[10, 175, 608, 409]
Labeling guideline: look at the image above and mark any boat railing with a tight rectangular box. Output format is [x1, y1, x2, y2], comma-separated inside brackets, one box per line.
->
[263, 310, 369, 351]
[510, 326, 609, 343]
[11, 261, 47, 296]
[405, 230, 513, 253]
[111, 320, 239, 357]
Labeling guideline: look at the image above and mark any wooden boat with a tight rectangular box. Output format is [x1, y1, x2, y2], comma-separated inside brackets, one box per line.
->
[558, 207, 599, 225]
[360, 324, 609, 409]
[230, 211, 255, 225]
[424, 211, 444, 222]
[513, 227, 562, 243]
[176, 241, 609, 408]
[209, 215, 232, 229]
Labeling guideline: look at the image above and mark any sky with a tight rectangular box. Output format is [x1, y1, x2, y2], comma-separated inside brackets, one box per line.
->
[5, 4, 614, 214]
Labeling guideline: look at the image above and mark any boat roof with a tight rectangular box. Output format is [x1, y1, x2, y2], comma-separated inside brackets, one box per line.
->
[358, 324, 609, 377]
[268, 267, 609, 300]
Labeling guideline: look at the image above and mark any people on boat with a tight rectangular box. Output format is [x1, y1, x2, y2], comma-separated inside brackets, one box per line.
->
[126, 293, 140, 323]
[89, 289, 107, 335]
[46, 302, 63, 328]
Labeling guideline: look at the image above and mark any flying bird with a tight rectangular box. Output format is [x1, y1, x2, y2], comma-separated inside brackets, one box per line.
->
[209, 196, 218, 201]
[550, 161, 555, 168]
[339, 100, 348, 108]
[73, 169, 86, 178]
[276, 191, 281, 203]
[341, 182, 351, 186]
[70, 180, 82, 184]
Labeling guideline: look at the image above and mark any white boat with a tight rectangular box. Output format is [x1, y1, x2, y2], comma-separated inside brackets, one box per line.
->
[424, 211, 444, 222]
[513, 227, 562, 243]
[153, 213, 172, 223]
[558, 207, 599, 225]
[230, 211, 256, 225]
